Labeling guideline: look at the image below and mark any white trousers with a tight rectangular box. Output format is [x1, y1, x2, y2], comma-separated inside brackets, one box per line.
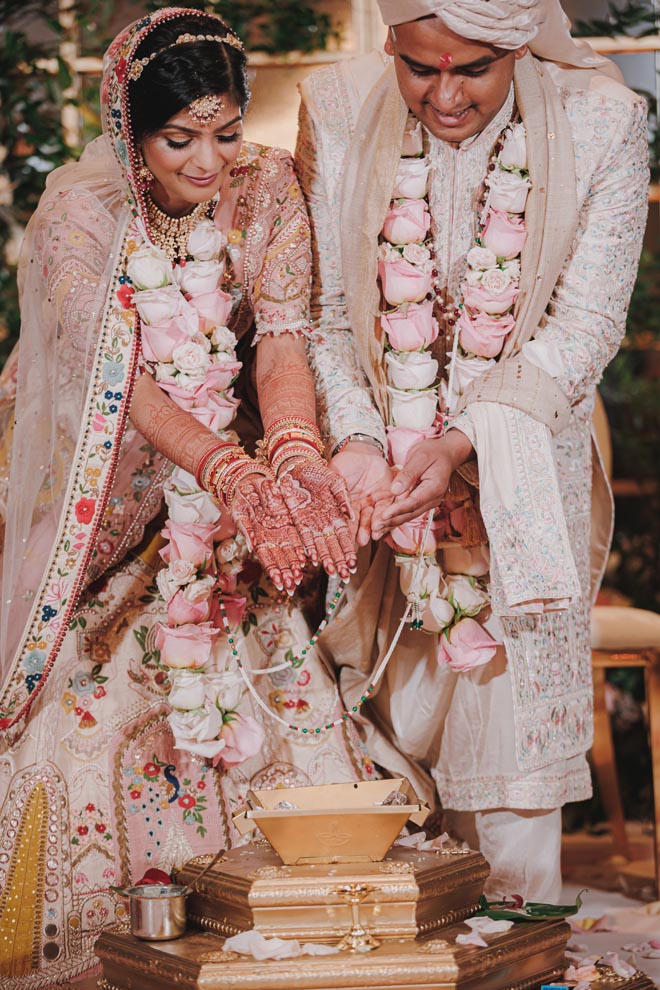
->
[442, 807, 563, 903]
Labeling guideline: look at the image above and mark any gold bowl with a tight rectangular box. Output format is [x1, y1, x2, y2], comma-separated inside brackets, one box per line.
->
[233, 778, 428, 865]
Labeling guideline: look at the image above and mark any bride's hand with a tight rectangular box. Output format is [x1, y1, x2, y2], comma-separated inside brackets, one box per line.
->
[230, 473, 306, 595]
[278, 457, 356, 582]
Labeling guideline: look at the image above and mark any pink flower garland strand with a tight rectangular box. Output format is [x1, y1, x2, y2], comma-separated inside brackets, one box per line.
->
[128, 218, 263, 766]
[377, 116, 530, 671]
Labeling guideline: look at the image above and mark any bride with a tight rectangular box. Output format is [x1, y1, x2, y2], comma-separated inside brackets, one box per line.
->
[0, 8, 373, 984]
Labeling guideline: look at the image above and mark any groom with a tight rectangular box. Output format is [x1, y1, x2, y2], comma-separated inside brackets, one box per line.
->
[296, 0, 648, 900]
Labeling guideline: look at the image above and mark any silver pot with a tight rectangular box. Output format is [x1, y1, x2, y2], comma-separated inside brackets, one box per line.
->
[118, 884, 188, 940]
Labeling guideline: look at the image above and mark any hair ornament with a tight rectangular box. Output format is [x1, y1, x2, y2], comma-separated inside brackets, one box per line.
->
[128, 31, 244, 82]
[188, 93, 225, 124]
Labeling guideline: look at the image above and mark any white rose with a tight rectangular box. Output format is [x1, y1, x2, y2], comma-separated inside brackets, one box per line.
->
[501, 258, 521, 279]
[386, 351, 438, 390]
[187, 219, 227, 261]
[174, 259, 223, 295]
[164, 475, 221, 525]
[499, 122, 527, 170]
[487, 169, 531, 214]
[401, 119, 423, 157]
[172, 340, 210, 377]
[465, 268, 484, 286]
[127, 246, 172, 289]
[388, 386, 438, 430]
[466, 246, 498, 271]
[207, 669, 245, 713]
[156, 559, 197, 601]
[211, 325, 238, 353]
[168, 669, 207, 710]
[133, 285, 189, 325]
[422, 593, 455, 632]
[481, 267, 514, 293]
[182, 575, 217, 605]
[168, 705, 225, 758]
[393, 158, 429, 199]
[402, 243, 431, 266]
[155, 362, 176, 382]
[442, 544, 490, 577]
[396, 554, 442, 598]
[378, 242, 400, 263]
[446, 574, 489, 615]
[448, 353, 496, 396]
[170, 559, 198, 584]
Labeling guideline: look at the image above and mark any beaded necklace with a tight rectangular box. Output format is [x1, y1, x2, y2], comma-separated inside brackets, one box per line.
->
[217, 514, 434, 735]
[145, 191, 216, 261]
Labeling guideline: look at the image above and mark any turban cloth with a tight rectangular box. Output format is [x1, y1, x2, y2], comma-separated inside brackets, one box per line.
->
[376, 0, 544, 48]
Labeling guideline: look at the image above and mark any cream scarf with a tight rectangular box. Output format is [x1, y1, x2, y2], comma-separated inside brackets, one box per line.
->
[339, 52, 576, 435]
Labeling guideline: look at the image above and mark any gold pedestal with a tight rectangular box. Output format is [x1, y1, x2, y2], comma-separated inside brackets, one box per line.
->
[97, 919, 575, 990]
[177, 842, 489, 943]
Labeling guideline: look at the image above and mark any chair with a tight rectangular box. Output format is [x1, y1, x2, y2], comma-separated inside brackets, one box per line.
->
[590, 392, 660, 894]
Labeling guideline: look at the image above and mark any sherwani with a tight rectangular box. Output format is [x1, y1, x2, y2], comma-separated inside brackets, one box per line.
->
[295, 51, 648, 815]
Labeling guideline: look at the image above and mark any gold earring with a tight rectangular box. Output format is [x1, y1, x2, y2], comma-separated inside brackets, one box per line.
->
[136, 154, 154, 187]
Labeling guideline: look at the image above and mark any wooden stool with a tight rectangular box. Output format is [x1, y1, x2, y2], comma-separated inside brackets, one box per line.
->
[591, 605, 660, 894]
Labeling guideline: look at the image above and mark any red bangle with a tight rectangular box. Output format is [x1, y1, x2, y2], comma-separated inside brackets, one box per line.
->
[194, 442, 235, 488]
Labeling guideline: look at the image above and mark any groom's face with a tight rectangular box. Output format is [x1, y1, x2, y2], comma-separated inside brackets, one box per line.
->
[385, 18, 527, 143]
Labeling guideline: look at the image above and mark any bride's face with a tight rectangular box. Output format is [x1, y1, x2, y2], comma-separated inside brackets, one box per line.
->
[141, 99, 243, 216]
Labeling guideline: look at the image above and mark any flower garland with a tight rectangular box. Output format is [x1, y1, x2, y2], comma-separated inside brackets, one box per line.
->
[377, 115, 530, 671]
[126, 215, 264, 767]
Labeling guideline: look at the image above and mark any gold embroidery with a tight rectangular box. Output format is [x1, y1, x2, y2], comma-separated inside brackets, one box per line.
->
[0, 783, 48, 976]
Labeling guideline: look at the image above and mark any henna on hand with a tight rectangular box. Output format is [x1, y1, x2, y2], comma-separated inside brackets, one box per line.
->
[231, 474, 306, 594]
[278, 458, 357, 581]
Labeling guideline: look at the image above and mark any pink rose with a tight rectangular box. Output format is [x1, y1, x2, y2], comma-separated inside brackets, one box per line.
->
[191, 388, 240, 432]
[214, 713, 264, 767]
[458, 309, 514, 359]
[387, 425, 437, 468]
[388, 517, 439, 555]
[160, 520, 219, 569]
[188, 289, 234, 334]
[167, 589, 212, 626]
[462, 280, 519, 316]
[481, 209, 527, 260]
[392, 159, 429, 200]
[437, 617, 499, 672]
[210, 594, 247, 632]
[381, 300, 438, 350]
[379, 260, 432, 306]
[140, 320, 191, 364]
[155, 621, 219, 669]
[382, 199, 431, 245]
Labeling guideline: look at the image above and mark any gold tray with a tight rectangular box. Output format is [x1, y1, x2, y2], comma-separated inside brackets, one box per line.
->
[178, 842, 490, 943]
[94, 919, 591, 990]
[233, 779, 429, 865]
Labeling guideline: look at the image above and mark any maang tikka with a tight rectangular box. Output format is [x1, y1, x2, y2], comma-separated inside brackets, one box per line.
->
[188, 94, 225, 125]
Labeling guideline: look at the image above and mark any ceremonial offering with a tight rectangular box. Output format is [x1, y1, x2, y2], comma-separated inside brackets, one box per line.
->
[177, 842, 489, 943]
[232, 779, 429, 865]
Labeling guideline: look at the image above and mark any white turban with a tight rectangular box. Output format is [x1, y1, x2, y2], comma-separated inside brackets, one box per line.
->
[377, 0, 543, 48]
[377, 0, 608, 72]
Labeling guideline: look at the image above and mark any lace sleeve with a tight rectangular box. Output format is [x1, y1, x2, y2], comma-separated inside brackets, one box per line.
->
[252, 151, 312, 342]
[33, 187, 113, 352]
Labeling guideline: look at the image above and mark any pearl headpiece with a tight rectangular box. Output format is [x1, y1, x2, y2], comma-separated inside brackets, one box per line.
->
[128, 32, 244, 82]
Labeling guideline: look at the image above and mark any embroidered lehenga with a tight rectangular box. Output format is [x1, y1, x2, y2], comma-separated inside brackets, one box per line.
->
[0, 11, 367, 984]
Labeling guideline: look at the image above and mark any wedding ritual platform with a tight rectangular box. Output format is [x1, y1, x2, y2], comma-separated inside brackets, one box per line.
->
[94, 781, 656, 990]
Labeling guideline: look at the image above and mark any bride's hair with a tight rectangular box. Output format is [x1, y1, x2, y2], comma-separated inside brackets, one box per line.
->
[129, 14, 250, 140]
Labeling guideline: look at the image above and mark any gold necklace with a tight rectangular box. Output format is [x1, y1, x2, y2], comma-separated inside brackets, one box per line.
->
[145, 193, 216, 261]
